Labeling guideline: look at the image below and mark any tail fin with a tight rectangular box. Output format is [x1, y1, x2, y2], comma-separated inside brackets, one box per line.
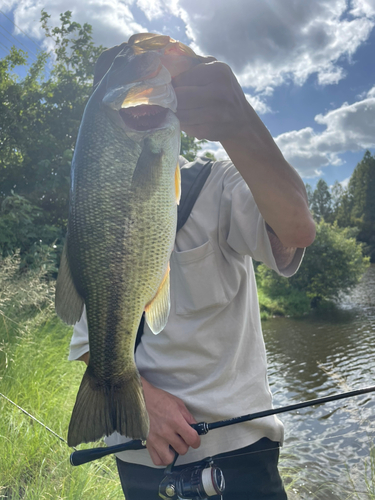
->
[67, 367, 149, 447]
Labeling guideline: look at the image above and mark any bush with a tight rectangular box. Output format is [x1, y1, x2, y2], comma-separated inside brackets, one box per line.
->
[0, 252, 55, 323]
[257, 220, 370, 314]
[0, 192, 64, 272]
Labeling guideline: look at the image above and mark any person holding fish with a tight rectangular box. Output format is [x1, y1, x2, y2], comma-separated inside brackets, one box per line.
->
[60, 34, 315, 499]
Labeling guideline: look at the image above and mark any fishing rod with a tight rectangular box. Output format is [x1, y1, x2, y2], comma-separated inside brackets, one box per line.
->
[70, 384, 375, 466]
[3, 385, 375, 500]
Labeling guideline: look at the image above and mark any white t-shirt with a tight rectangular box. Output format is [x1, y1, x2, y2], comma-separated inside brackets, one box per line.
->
[69, 158, 304, 467]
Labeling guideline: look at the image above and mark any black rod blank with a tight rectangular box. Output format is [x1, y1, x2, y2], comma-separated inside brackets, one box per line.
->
[70, 385, 375, 466]
[194, 385, 375, 434]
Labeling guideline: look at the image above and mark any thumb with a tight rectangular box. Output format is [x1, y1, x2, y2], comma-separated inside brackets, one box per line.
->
[198, 55, 217, 64]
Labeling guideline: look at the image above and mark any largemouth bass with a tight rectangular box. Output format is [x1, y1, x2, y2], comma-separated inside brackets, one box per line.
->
[55, 34, 204, 447]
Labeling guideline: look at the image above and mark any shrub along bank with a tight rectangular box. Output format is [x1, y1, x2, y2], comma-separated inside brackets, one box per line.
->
[256, 220, 370, 318]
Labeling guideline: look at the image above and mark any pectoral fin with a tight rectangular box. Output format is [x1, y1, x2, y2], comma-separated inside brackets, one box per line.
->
[145, 265, 170, 334]
[55, 240, 84, 325]
[131, 138, 164, 198]
[175, 163, 181, 205]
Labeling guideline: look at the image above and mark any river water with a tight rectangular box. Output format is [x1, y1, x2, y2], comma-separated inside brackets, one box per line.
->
[263, 264, 375, 499]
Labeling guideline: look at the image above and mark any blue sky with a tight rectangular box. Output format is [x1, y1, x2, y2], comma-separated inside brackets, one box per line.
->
[1, 0, 374, 189]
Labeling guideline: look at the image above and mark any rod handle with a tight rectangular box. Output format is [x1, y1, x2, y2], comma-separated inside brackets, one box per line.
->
[70, 440, 146, 466]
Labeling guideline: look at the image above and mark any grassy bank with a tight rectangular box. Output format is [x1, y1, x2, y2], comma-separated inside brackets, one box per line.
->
[0, 258, 123, 500]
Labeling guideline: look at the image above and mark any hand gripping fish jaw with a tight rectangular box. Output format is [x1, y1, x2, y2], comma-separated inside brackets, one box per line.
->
[158, 452, 225, 500]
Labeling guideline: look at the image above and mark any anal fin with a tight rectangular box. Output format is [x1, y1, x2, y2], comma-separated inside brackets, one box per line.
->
[145, 264, 170, 334]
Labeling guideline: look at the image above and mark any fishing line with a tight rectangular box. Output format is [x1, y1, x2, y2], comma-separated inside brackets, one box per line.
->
[0, 392, 76, 451]
[0, 10, 45, 52]
[0, 24, 38, 60]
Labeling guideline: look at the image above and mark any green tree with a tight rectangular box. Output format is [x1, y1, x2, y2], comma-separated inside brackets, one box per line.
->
[180, 133, 207, 161]
[0, 12, 104, 228]
[0, 12, 104, 265]
[257, 220, 370, 313]
[335, 151, 375, 261]
[0, 47, 48, 200]
[310, 179, 333, 222]
[347, 151, 375, 261]
[331, 180, 345, 220]
[305, 183, 313, 207]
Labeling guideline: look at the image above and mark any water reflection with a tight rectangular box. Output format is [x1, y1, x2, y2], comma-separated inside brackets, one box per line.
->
[263, 265, 375, 499]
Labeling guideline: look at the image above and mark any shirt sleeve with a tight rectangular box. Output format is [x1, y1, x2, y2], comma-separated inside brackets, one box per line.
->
[68, 306, 89, 361]
[222, 163, 304, 277]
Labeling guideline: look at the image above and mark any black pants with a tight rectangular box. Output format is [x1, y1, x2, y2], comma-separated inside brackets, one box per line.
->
[116, 438, 288, 499]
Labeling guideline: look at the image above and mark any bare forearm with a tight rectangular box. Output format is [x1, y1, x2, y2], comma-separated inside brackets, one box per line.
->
[173, 61, 315, 250]
[221, 109, 315, 249]
[78, 351, 90, 365]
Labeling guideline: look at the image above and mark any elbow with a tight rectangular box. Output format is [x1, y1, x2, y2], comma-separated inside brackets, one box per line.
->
[291, 217, 316, 248]
[298, 224, 316, 248]
[278, 216, 316, 249]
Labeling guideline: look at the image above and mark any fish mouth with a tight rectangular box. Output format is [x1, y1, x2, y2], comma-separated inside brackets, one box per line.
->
[119, 105, 169, 131]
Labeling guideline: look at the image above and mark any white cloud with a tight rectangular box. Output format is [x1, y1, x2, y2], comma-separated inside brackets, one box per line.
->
[7, 0, 146, 50]
[3, 0, 374, 176]
[340, 176, 350, 188]
[275, 86, 375, 177]
[5, 0, 375, 93]
[351, 0, 375, 17]
[316, 64, 346, 86]
[245, 93, 272, 115]
[200, 142, 228, 161]
[136, 0, 164, 20]
[162, 0, 375, 92]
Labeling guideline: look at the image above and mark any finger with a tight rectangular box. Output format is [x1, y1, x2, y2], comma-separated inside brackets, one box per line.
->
[175, 418, 201, 449]
[168, 434, 189, 456]
[199, 55, 217, 64]
[178, 404, 197, 424]
[165, 404, 201, 449]
[174, 84, 222, 110]
[180, 124, 212, 141]
[146, 443, 164, 466]
[173, 61, 231, 88]
[176, 106, 224, 127]
[184, 427, 201, 449]
[147, 440, 176, 466]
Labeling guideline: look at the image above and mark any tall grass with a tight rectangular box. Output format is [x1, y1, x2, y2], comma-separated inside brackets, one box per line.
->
[0, 255, 123, 499]
[345, 444, 375, 499]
